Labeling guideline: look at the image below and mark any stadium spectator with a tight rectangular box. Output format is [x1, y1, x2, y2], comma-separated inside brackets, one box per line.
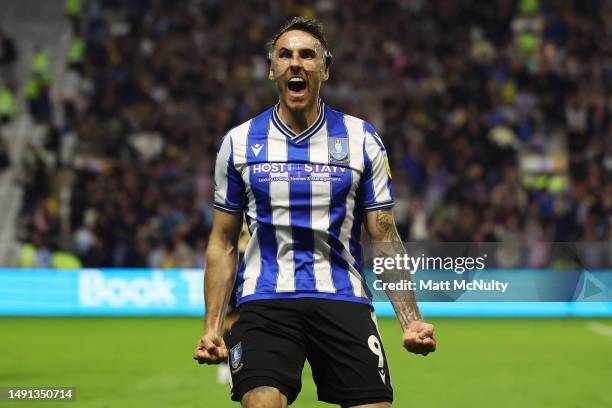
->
[0, 28, 18, 89]
[0, 129, 10, 170]
[0, 86, 16, 124]
[65, 0, 83, 35]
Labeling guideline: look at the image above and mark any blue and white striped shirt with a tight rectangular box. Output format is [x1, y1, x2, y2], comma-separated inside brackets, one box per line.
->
[214, 100, 394, 306]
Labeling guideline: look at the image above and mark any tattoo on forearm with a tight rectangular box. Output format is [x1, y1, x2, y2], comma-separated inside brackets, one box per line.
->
[375, 210, 394, 235]
[372, 210, 422, 328]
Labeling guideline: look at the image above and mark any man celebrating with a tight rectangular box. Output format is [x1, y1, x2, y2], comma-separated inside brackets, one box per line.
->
[194, 17, 436, 408]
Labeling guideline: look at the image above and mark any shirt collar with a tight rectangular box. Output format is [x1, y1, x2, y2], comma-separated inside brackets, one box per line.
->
[271, 99, 326, 143]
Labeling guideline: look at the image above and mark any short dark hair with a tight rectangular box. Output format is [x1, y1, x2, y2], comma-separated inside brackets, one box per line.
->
[267, 17, 329, 55]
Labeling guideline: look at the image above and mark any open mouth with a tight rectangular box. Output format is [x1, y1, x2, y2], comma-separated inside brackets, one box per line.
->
[287, 77, 307, 93]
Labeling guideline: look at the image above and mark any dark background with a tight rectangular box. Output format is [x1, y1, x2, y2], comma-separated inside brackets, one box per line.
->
[0, 0, 609, 268]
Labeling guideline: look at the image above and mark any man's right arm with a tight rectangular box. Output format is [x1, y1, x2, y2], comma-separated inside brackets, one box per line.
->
[193, 209, 242, 364]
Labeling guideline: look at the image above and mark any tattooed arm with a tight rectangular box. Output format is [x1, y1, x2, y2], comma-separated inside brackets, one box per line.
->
[365, 208, 436, 355]
[365, 209, 421, 326]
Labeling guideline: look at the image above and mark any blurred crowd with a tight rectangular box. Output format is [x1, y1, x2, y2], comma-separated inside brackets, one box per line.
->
[9, 0, 612, 268]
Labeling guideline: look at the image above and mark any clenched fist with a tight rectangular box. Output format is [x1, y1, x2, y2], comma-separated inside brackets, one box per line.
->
[403, 321, 436, 356]
[193, 333, 228, 364]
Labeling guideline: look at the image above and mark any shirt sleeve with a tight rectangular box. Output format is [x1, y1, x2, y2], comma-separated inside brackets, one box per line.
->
[213, 133, 245, 213]
[360, 122, 394, 211]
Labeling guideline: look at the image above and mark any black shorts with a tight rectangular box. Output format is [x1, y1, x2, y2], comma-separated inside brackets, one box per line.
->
[227, 298, 393, 406]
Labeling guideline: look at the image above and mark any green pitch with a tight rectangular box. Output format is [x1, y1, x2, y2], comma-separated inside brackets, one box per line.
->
[1, 317, 611, 407]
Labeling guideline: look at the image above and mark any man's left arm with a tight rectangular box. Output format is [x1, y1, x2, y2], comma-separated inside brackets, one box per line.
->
[364, 208, 436, 356]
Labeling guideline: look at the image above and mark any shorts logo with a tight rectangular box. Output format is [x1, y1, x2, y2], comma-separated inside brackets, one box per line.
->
[230, 342, 244, 373]
[329, 137, 349, 163]
[379, 368, 386, 384]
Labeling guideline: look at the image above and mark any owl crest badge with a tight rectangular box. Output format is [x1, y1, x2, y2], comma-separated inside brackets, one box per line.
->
[230, 342, 244, 373]
[328, 137, 349, 164]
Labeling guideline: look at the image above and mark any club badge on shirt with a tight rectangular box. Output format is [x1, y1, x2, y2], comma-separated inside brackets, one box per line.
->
[328, 137, 349, 164]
